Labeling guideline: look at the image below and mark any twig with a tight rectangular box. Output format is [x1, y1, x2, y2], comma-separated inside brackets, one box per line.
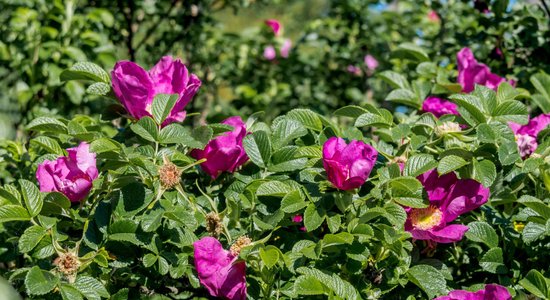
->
[134, 0, 180, 53]
[541, 0, 550, 18]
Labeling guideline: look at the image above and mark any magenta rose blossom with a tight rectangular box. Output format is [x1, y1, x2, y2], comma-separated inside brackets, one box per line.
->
[434, 284, 511, 300]
[191, 116, 249, 179]
[193, 237, 246, 300]
[457, 47, 512, 93]
[509, 113, 550, 157]
[422, 96, 459, 118]
[265, 19, 281, 36]
[322, 137, 378, 190]
[404, 169, 489, 243]
[111, 56, 201, 126]
[364, 54, 379, 71]
[36, 142, 98, 202]
[263, 46, 276, 61]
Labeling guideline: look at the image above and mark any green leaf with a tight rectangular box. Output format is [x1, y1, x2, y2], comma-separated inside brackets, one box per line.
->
[143, 253, 158, 268]
[74, 275, 110, 299]
[389, 177, 427, 208]
[333, 105, 369, 118]
[287, 109, 323, 131]
[86, 82, 111, 96]
[496, 82, 520, 103]
[449, 94, 487, 125]
[379, 71, 410, 89]
[26, 117, 68, 134]
[404, 154, 437, 177]
[304, 203, 325, 231]
[296, 267, 359, 300]
[522, 222, 546, 244]
[476, 124, 498, 144]
[294, 275, 327, 295]
[130, 117, 158, 142]
[517, 196, 550, 219]
[281, 190, 307, 213]
[60, 284, 84, 300]
[465, 221, 499, 248]
[492, 100, 528, 124]
[323, 232, 354, 246]
[438, 155, 469, 175]
[272, 118, 307, 149]
[407, 265, 448, 299]
[19, 225, 47, 253]
[498, 142, 520, 166]
[393, 42, 430, 62]
[60, 62, 110, 83]
[385, 88, 420, 108]
[530, 72, 550, 113]
[519, 269, 549, 299]
[259, 246, 280, 268]
[256, 181, 293, 197]
[472, 160, 496, 187]
[355, 110, 393, 128]
[0, 205, 31, 222]
[90, 138, 120, 154]
[243, 131, 272, 168]
[25, 266, 59, 296]
[30, 136, 64, 155]
[479, 247, 507, 274]
[158, 256, 170, 275]
[151, 94, 178, 125]
[19, 179, 43, 217]
[159, 124, 212, 148]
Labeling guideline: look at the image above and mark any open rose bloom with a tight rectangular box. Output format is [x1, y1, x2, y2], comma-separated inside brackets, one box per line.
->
[434, 284, 512, 300]
[191, 116, 249, 179]
[457, 47, 513, 93]
[36, 142, 98, 202]
[322, 137, 378, 190]
[111, 56, 201, 126]
[193, 237, 246, 300]
[404, 169, 489, 243]
[509, 113, 550, 157]
[265, 19, 281, 36]
[422, 96, 459, 118]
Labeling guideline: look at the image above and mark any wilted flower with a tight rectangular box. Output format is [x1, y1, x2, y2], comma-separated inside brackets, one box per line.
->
[422, 96, 459, 118]
[36, 142, 98, 202]
[263, 46, 277, 61]
[434, 284, 511, 300]
[54, 251, 80, 283]
[230, 236, 252, 257]
[111, 56, 201, 126]
[206, 212, 223, 237]
[322, 137, 378, 190]
[193, 237, 246, 300]
[191, 116, 249, 179]
[509, 113, 550, 157]
[280, 39, 292, 58]
[404, 169, 489, 243]
[159, 158, 182, 189]
[435, 121, 462, 136]
[457, 47, 512, 93]
[364, 54, 379, 71]
[347, 65, 362, 76]
[265, 19, 281, 36]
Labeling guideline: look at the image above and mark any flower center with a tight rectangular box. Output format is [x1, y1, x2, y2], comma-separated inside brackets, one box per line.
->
[410, 205, 443, 230]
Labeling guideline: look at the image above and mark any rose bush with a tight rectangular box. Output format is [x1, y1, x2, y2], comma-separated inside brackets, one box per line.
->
[0, 1, 550, 300]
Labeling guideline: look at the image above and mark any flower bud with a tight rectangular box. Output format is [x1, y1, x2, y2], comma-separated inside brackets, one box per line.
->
[435, 121, 462, 136]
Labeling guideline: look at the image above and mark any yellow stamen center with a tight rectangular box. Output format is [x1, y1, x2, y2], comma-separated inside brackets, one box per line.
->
[410, 205, 443, 230]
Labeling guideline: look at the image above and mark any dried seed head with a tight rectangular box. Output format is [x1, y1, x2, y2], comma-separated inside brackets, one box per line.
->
[159, 160, 182, 189]
[230, 236, 252, 257]
[435, 121, 462, 136]
[391, 156, 407, 164]
[205, 212, 223, 237]
[54, 251, 80, 279]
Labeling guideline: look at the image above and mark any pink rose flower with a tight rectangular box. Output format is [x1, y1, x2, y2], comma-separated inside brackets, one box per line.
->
[193, 237, 246, 300]
[111, 56, 201, 126]
[364, 54, 379, 71]
[404, 169, 489, 243]
[509, 113, 550, 157]
[280, 39, 292, 58]
[428, 10, 440, 22]
[434, 284, 511, 300]
[263, 46, 277, 61]
[422, 96, 459, 118]
[191, 116, 249, 179]
[36, 142, 98, 202]
[265, 19, 281, 36]
[322, 137, 378, 190]
[457, 47, 512, 93]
